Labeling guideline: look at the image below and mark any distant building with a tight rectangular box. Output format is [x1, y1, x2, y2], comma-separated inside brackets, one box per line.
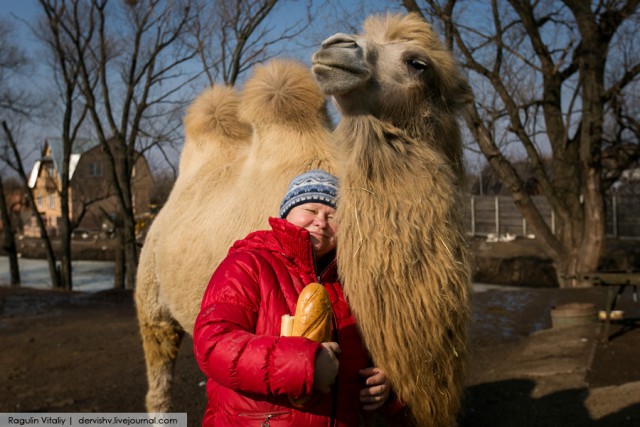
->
[25, 138, 153, 237]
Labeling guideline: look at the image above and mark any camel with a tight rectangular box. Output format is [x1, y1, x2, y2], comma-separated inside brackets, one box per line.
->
[311, 13, 472, 426]
[136, 13, 470, 426]
[134, 59, 336, 412]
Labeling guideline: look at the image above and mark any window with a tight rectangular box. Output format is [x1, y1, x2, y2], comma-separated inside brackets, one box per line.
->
[90, 161, 103, 177]
[37, 195, 43, 208]
[49, 193, 55, 209]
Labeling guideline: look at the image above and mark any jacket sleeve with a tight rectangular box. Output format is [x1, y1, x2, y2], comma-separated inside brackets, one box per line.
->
[193, 251, 321, 398]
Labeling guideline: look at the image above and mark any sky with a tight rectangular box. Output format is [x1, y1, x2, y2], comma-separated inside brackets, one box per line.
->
[2, 1, 57, 160]
[2, 1, 48, 81]
[2, 1, 40, 45]
[2, 1, 38, 21]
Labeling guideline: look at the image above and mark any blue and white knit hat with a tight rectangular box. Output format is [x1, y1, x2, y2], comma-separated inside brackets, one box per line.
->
[279, 169, 339, 218]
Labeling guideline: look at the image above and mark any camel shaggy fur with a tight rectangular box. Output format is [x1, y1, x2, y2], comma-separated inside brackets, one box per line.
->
[134, 59, 335, 412]
[312, 13, 472, 426]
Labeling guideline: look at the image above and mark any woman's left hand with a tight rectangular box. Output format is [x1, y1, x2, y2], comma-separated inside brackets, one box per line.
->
[359, 367, 391, 411]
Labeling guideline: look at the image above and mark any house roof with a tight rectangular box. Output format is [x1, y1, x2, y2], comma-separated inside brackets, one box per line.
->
[28, 138, 100, 188]
[28, 160, 41, 188]
[48, 137, 100, 179]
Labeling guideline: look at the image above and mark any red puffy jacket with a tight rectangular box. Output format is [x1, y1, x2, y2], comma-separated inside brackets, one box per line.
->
[193, 217, 370, 426]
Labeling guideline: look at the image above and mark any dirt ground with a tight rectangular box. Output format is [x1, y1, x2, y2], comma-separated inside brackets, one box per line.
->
[1, 283, 638, 426]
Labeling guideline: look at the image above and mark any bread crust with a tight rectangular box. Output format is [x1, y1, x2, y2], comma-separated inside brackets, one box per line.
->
[292, 283, 332, 342]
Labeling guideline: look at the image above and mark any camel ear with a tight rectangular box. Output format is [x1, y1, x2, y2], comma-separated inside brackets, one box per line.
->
[423, 48, 473, 112]
[447, 77, 474, 110]
[239, 59, 330, 129]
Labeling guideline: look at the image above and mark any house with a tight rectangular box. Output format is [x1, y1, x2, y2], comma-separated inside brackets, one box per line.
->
[24, 138, 153, 237]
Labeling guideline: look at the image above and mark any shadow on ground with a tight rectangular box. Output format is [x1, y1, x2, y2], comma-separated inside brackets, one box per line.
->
[461, 379, 639, 426]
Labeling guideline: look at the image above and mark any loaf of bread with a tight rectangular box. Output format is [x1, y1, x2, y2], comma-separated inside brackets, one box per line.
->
[280, 283, 333, 407]
[292, 283, 332, 342]
[280, 314, 295, 337]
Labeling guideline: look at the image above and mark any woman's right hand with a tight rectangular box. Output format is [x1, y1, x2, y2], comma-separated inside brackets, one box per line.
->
[313, 342, 341, 394]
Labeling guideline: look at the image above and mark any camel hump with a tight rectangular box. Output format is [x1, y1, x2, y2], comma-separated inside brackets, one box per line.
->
[184, 85, 251, 146]
[239, 59, 328, 128]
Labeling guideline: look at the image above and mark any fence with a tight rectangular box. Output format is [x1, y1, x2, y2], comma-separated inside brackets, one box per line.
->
[464, 195, 640, 240]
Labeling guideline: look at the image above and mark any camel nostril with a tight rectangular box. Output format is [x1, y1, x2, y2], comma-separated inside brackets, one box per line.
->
[321, 33, 358, 49]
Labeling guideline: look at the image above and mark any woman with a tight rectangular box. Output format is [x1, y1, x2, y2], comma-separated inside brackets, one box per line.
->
[193, 169, 398, 426]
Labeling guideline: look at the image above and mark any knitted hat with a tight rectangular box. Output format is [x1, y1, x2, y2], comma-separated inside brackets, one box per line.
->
[279, 169, 339, 218]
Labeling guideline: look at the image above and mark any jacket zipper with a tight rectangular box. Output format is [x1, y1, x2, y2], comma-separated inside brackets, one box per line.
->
[261, 414, 273, 427]
[314, 251, 336, 284]
[329, 313, 339, 427]
[237, 411, 289, 426]
[313, 250, 339, 427]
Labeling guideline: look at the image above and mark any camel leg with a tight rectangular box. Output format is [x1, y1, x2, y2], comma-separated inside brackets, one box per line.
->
[138, 317, 184, 412]
[135, 237, 185, 412]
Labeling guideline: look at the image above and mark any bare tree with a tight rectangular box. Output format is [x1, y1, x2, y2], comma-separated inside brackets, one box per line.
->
[38, 0, 200, 289]
[404, 0, 640, 287]
[0, 18, 32, 287]
[0, 20, 30, 116]
[36, 0, 95, 291]
[191, 0, 315, 86]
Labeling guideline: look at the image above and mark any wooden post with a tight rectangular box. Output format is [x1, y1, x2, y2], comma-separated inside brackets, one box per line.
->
[495, 196, 500, 235]
[612, 195, 618, 238]
[470, 196, 476, 236]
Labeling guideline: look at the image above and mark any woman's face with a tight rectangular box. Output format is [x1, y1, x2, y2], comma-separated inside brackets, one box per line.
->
[285, 202, 337, 258]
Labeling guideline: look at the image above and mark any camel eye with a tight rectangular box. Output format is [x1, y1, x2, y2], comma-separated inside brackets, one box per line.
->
[407, 58, 428, 74]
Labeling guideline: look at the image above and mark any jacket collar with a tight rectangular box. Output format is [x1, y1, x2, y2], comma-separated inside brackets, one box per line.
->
[267, 217, 337, 281]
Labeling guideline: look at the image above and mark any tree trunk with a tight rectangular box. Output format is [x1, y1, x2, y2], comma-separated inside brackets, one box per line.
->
[116, 150, 138, 290]
[549, 168, 604, 289]
[574, 173, 606, 287]
[0, 175, 20, 286]
[572, 6, 608, 288]
[123, 209, 138, 290]
[114, 236, 125, 290]
[59, 152, 73, 291]
[38, 216, 61, 289]
[114, 213, 125, 290]
[59, 214, 73, 291]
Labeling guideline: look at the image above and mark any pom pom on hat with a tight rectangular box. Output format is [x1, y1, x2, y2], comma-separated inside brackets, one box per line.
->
[279, 169, 339, 218]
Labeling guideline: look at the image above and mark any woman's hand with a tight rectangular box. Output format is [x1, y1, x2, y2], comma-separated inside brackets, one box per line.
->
[313, 342, 341, 394]
[359, 367, 391, 411]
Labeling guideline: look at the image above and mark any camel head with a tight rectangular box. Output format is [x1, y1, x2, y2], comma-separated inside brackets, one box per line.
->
[311, 13, 471, 135]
